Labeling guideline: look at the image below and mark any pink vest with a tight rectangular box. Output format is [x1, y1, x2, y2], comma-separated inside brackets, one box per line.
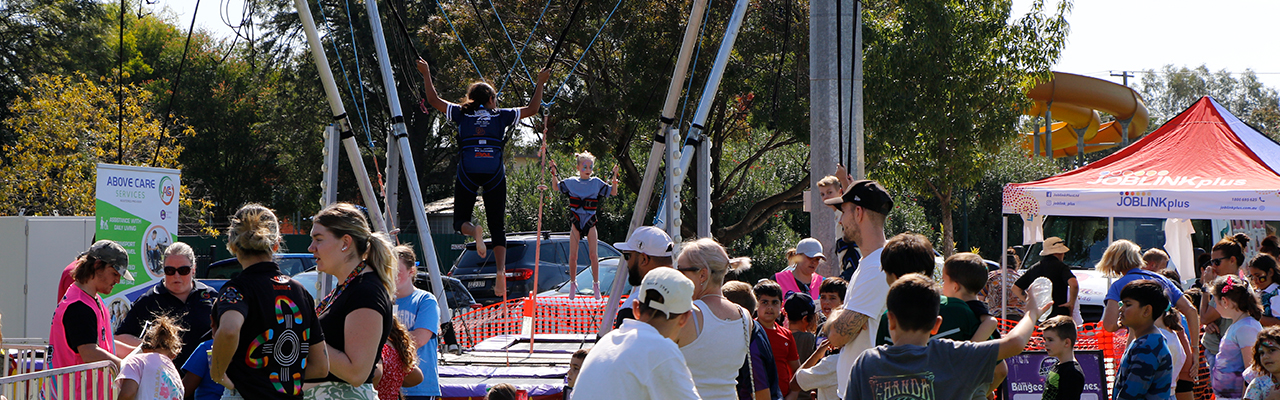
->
[50, 285, 115, 368]
[775, 269, 822, 299]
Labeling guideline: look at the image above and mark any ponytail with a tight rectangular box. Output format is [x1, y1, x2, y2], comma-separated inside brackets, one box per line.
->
[313, 203, 398, 296]
[460, 82, 495, 114]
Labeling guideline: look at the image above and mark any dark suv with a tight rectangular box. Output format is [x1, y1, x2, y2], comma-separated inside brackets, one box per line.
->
[449, 232, 623, 304]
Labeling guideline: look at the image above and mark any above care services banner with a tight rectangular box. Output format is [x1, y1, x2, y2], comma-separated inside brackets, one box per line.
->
[95, 163, 179, 323]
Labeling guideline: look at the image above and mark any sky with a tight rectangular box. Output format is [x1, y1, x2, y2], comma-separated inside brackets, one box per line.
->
[1009, 0, 1280, 89]
[158, 0, 1280, 89]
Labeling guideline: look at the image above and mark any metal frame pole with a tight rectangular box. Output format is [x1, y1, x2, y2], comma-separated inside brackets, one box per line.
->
[626, 0, 711, 236]
[291, 0, 387, 233]
[365, 0, 449, 317]
[601, 0, 710, 335]
[656, 0, 752, 236]
[385, 133, 401, 233]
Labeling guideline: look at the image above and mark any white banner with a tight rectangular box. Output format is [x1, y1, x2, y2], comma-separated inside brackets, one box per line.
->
[1003, 186, 1280, 220]
[95, 163, 180, 326]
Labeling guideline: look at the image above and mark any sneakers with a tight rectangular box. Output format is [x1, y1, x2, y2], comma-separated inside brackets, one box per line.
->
[593, 281, 602, 300]
[568, 280, 578, 300]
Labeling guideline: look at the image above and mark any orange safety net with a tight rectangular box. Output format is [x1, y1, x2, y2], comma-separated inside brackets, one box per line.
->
[453, 296, 624, 350]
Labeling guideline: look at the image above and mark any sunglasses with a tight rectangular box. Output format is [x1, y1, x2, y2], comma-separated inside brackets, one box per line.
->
[1211, 257, 1229, 266]
[164, 266, 193, 276]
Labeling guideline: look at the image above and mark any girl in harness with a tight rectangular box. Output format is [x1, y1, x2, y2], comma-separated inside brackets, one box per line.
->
[545, 151, 619, 299]
[418, 59, 551, 296]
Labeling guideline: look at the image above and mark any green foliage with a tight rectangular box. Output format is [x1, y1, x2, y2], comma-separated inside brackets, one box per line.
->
[0, 73, 187, 215]
[1137, 65, 1280, 138]
[863, 0, 1071, 256]
[0, 0, 110, 145]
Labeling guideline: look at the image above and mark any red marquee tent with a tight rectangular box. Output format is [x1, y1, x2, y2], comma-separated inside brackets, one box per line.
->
[1003, 96, 1280, 221]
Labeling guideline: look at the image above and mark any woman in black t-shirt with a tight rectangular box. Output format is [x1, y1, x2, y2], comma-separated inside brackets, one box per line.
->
[305, 203, 397, 399]
[212, 204, 328, 400]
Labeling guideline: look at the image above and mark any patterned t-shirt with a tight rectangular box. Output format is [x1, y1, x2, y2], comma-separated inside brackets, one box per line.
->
[1043, 360, 1084, 400]
[1246, 375, 1277, 400]
[1114, 332, 1173, 400]
[1215, 316, 1264, 398]
[116, 351, 183, 400]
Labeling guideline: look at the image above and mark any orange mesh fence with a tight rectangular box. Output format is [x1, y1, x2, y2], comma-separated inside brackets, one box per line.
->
[454, 296, 621, 351]
[997, 318, 1128, 394]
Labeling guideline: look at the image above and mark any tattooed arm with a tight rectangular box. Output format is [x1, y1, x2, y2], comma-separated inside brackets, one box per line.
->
[824, 309, 870, 349]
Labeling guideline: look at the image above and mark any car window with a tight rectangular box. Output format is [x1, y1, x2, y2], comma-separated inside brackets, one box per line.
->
[568, 241, 623, 265]
[598, 243, 621, 258]
[539, 243, 562, 264]
[278, 258, 308, 276]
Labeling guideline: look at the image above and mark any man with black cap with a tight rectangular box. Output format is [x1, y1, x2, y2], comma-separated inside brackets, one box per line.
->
[818, 180, 894, 399]
[1014, 237, 1079, 319]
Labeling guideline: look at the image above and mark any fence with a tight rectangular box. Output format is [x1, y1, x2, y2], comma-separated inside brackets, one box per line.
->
[2, 339, 50, 378]
[0, 360, 116, 400]
[454, 296, 619, 350]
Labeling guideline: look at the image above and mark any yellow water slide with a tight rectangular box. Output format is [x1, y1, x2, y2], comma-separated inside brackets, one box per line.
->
[1021, 72, 1149, 158]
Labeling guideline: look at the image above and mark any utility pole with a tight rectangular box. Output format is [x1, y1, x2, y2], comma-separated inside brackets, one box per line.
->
[1110, 70, 1135, 87]
[1111, 71, 1136, 146]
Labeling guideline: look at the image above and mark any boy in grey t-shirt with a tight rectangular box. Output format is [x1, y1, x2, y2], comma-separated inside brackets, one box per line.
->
[546, 150, 618, 299]
[845, 274, 1049, 400]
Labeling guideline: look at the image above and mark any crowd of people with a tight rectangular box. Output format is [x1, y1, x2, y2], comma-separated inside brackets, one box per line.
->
[29, 71, 1280, 400]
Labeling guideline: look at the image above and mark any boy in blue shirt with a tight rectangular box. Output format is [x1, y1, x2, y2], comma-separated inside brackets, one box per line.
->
[1113, 280, 1174, 399]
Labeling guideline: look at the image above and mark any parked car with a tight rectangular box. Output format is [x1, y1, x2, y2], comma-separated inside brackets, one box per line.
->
[539, 257, 632, 298]
[450, 232, 623, 305]
[197, 253, 317, 292]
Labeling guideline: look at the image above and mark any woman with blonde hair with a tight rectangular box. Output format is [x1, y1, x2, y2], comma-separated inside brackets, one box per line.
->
[305, 203, 398, 399]
[212, 204, 328, 400]
[674, 238, 754, 399]
[1096, 240, 1201, 377]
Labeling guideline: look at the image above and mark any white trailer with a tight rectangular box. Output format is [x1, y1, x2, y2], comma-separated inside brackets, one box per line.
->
[0, 216, 96, 340]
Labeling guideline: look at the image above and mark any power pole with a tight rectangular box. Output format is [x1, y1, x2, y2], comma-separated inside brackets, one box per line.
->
[1111, 71, 1136, 146]
[1110, 70, 1135, 87]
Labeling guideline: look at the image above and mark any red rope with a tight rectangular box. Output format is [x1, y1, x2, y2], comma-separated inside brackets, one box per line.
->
[529, 112, 551, 355]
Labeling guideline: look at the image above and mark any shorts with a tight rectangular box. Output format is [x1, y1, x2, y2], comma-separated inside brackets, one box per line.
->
[305, 382, 378, 400]
[1176, 379, 1194, 393]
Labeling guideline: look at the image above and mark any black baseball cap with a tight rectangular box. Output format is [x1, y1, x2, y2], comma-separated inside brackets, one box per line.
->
[823, 179, 894, 215]
[784, 292, 815, 320]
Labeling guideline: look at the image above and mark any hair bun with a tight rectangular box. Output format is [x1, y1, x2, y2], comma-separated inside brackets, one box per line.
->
[1233, 232, 1252, 246]
[228, 204, 280, 255]
[727, 257, 752, 274]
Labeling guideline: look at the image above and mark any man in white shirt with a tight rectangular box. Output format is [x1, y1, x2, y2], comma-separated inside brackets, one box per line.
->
[573, 268, 701, 400]
[820, 180, 894, 399]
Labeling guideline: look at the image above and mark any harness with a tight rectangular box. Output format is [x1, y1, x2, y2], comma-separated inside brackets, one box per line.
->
[567, 195, 601, 211]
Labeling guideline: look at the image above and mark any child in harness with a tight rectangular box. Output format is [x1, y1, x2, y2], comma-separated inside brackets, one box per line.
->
[417, 59, 551, 297]
[546, 151, 619, 299]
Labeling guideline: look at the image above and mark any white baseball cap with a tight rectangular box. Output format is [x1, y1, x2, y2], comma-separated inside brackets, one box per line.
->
[638, 268, 695, 315]
[796, 238, 825, 259]
[613, 226, 674, 257]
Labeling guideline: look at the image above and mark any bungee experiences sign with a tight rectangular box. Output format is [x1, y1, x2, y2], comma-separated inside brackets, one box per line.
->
[95, 163, 180, 321]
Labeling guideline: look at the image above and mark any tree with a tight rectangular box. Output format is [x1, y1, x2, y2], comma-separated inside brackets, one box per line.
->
[0, 73, 187, 215]
[863, 0, 1071, 256]
[1137, 65, 1280, 139]
[0, 0, 110, 146]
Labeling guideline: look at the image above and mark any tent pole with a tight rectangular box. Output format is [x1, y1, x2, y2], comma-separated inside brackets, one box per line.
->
[1001, 215, 1007, 322]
